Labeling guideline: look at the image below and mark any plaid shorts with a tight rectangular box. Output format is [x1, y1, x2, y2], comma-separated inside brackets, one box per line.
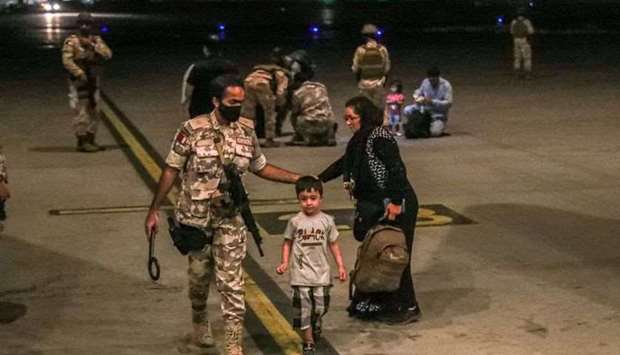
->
[292, 285, 331, 330]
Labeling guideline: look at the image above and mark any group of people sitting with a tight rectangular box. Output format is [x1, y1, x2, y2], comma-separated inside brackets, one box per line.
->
[385, 67, 454, 139]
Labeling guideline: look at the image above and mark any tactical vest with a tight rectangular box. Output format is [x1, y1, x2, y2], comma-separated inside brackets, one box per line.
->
[358, 45, 385, 80]
[512, 19, 529, 38]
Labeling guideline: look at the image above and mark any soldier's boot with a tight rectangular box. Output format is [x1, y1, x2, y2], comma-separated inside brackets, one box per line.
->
[224, 321, 244, 355]
[86, 132, 105, 151]
[76, 135, 99, 153]
[191, 321, 215, 348]
[261, 138, 281, 148]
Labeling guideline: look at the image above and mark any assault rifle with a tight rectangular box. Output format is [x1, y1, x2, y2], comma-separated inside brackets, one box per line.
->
[223, 164, 265, 257]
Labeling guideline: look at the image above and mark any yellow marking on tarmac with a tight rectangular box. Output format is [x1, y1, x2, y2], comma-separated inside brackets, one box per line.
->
[417, 207, 454, 227]
[100, 100, 302, 355]
[100, 104, 178, 204]
[49, 205, 174, 216]
[245, 272, 302, 354]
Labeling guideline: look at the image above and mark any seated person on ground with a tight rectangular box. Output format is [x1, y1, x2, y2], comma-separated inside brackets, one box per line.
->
[288, 69, 337, 147]
[403, 67, 453, 138]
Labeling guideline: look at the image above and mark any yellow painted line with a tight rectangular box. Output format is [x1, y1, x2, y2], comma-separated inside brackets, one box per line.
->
[100, 104, 178, 204]
[245, 272, 302, 354]
[100, 100, 302, 354]
[50, 205, 174, 216]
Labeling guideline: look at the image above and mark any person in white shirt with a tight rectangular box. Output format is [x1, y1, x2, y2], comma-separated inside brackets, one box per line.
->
[276, 176, 346, 355]
[403, 67, 453, 138]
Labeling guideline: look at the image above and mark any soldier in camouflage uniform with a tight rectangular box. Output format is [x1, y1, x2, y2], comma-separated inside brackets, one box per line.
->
[241, 50, 290, 148]
[288, 71, 337, 147]
[510, 8, 535, 78]
[62, 12, 112, 152]
[145, 75, 300, 355]
[0, 148, 9, 231]
[352, 24, 390, 109]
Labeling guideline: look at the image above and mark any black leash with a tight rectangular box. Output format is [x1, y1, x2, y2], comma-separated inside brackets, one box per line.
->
[148, 231, 161, 281]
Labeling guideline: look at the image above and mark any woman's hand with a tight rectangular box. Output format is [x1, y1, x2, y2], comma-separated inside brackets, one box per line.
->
[385, 202, 402, 221]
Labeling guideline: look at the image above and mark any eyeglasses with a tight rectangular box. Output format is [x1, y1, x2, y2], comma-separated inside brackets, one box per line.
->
[344, 115, 360, 122]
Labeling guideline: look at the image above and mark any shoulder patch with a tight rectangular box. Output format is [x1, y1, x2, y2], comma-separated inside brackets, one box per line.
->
[238, 117, 255, 129]
[189, 115, 212, 130]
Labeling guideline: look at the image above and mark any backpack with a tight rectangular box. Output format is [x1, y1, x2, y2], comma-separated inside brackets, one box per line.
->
[512, 19, 529, 38]
[358, 45, 385, 80]
[350, 224, 409, 295]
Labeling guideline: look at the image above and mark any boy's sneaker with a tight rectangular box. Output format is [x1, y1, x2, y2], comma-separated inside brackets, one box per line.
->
[302, 342, 316, 355]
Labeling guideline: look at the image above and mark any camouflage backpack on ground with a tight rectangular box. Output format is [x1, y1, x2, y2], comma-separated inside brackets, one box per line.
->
[350, 224, 409, 294]
[358, 45, 385, 80]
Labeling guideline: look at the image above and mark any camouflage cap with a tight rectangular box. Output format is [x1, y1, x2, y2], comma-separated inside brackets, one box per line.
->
[361, 23, 378, 35]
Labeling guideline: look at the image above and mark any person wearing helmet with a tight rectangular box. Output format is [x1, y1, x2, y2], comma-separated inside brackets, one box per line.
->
[510, 8, 535, 78]
[61, 12, 112, 152]
[241, 48, 291, 148]
[351, 24, 390, 108]
[287, 64, 337, 147]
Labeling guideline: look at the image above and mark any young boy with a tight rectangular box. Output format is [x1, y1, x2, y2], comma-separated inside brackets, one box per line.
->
[276, 176, 347, 355]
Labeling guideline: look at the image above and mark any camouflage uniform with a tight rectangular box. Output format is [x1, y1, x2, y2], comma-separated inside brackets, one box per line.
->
[510, 16, 534, 73]
[62, 33, 112, 137]
[352, 39, 390, 108]
[165, 112, 267, 355]
[290, 81, 336, 146]
[0, 149, 6, 184]
[241, 65, 289, 140]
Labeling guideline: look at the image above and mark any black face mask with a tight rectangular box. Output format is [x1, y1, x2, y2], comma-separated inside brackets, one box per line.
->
[219, 103, 241, 122]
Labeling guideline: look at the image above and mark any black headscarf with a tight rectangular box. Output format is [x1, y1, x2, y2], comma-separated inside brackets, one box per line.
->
[343, 96, 383, 187]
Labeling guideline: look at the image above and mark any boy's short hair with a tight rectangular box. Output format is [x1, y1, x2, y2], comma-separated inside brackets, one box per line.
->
[295, 176, 323, 197]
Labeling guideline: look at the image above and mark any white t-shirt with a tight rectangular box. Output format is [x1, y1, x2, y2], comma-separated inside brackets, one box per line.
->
[284, 211, 339, 286]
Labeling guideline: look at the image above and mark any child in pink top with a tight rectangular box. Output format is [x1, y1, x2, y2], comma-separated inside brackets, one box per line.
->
[385, 80, 405, 136]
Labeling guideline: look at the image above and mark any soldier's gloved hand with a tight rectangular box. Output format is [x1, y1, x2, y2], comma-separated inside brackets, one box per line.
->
[144, 209, 159, 241]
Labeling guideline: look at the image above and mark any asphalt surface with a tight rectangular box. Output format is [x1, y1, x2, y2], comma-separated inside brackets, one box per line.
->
[2, 10, 620, 355]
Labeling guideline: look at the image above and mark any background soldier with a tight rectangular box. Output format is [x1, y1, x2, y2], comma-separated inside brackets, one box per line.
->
[510, 8, 535, 78]
[352, 24, 390, 108]
[241, 48, 290, 147]
[181, 34, 239, 118]
[62, 12, 112, 152]
[288, 66, 337, 147]
[145, 75, 299, 355]
[0, 148, 9, 232]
